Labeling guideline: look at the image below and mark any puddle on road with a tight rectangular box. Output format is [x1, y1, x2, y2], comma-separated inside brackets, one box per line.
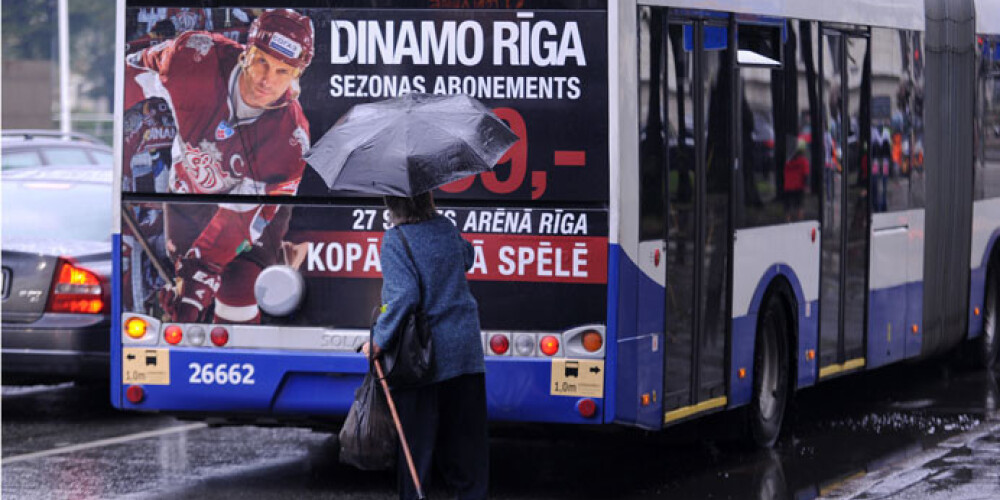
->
[632, 363, 999, 500]
[483, 362, 999, 500]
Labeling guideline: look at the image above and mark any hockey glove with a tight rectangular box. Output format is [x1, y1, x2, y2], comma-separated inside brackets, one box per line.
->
[160, 257, 222, 323]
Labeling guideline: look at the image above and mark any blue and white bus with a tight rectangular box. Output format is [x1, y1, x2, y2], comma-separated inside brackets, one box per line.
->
[111, 0, 1000, 446]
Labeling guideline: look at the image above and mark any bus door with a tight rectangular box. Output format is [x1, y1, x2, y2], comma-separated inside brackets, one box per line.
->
[641, 13, 731, 423]
[819, 29, 871, 377]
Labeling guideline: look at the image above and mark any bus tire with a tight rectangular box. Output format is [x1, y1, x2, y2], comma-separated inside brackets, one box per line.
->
[746, 296, 791, 448]
[977, 265, 999, 369]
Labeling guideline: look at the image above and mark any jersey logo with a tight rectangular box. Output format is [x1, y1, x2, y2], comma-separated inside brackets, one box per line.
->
[215, 120, 235, 140]
[290, 126, 309, 156]
[185, 33, 213, 60]
[178, 140, 234, 194]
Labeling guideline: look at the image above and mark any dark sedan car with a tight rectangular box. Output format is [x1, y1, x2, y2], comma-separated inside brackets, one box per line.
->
[1, 166, 112, 383]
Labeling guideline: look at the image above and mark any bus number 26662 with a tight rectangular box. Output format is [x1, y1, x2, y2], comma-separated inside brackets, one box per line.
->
[188, 362, 256, 385]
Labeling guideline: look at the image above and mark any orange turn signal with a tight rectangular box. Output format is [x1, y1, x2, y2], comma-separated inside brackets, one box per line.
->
[581, 331, 603, 352]
[125, 317, 147, 339]
[738, 368, 747, 379]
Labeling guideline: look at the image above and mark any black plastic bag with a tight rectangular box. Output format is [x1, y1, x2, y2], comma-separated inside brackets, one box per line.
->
[339, 372, 398, 470]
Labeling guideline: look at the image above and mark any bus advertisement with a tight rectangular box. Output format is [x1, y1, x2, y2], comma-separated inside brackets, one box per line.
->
[113, 1, 612, 425]
[112, 0, 1000, 446]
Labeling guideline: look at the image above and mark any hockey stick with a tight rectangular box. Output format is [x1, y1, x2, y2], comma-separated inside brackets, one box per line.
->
[120, 206, 173, 282]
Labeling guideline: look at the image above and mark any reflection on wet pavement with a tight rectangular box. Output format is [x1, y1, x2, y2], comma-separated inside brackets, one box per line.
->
[1, 362, 997, 499]
[822, 423, 1000, 499]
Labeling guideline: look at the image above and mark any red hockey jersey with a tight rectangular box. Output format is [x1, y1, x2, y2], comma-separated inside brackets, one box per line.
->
[125, 31, 309, 268]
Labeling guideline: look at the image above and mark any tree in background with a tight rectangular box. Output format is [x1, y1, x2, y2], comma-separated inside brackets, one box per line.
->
[2, 0, 115, 113]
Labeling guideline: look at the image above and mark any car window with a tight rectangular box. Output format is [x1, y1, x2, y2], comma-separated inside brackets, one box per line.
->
[2, 151, 43, 169]
[90, 149, 114, 165]
[43, 147, 95, 165]
[2, 180, 110, 242]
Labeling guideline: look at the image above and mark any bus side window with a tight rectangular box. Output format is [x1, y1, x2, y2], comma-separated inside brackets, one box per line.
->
[870, 26, 913, 214]
[738, 23, 789, 227]
[638, 7, 668, 242]
[981, 38, 1000, 200]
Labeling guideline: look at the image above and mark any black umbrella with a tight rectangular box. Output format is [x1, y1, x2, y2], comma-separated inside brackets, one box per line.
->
[305, 93, 518, 196]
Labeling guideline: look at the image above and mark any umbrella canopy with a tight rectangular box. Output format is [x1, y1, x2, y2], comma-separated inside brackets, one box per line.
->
[305, 93, 518, 196]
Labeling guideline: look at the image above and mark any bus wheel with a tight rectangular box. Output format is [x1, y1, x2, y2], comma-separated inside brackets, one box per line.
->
[978, 267, 999, 369]
[746, 297, 790, 448]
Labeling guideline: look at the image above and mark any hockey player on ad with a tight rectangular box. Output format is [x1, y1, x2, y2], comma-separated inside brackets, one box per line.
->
[124, 8, 314, 324]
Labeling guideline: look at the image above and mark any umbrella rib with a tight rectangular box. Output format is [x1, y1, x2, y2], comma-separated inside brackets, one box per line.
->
[411, 116, 489, 162]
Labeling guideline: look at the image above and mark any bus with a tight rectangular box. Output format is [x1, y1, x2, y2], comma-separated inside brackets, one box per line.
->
[111, 0, 1000, 446]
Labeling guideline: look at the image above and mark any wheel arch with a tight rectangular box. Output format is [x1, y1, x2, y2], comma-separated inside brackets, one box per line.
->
[970, 229, 1000, 341]
[987, 234, 1000, 284]
[731, 265, 811, 408]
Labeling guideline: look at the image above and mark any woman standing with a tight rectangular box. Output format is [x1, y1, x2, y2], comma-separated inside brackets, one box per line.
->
[362, 191, 489, 500]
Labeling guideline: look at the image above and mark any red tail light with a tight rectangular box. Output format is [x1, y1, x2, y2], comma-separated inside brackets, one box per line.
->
[577, 398, 597, 418]
[540, 335, 560, 356]
[164, 325, 183, 345]
[211, 327, 229, 346]
[489, 334, 510, 355]
[47, 260, 105, 314]
[126, 385, 145, 404]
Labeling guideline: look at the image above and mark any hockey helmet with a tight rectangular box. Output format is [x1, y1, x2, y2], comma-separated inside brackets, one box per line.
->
[248, 9, 314, 70]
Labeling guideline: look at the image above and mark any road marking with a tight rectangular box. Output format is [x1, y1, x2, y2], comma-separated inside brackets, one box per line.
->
[1, 422, 207, 464]
[0, 382, 74, 398]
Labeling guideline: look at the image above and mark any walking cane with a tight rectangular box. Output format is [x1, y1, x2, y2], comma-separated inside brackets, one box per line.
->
[373, 359, 426, 500]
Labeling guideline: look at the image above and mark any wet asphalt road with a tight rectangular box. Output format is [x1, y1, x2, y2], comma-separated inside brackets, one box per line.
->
[2, 360, 998, 500]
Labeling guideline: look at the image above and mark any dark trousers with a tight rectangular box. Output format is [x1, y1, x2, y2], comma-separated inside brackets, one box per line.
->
[393, 373, 489, 500]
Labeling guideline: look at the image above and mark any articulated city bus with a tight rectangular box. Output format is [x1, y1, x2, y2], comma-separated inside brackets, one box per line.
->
[112, 0, 1000, 446]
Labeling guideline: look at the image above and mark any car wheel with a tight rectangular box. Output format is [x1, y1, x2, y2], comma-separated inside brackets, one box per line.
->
[746, 296, 790, 448]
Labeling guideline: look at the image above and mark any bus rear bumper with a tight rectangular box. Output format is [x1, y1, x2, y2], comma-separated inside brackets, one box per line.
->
[115, 349, 604, 424]
[485, 357, 605, 424]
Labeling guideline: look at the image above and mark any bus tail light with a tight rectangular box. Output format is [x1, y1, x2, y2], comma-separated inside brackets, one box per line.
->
[539, 335, 560, 356]
[46, 260, 105, 314]
[211, 327, 229, 346]
[577, 398, 597, 418]
[513, 334, 535, 356]
[581, 330, 603, 352]
[125, 317, 148, 339]
[164, 325, 183, 345]
[489, 334, 510, 355]
[126, 385, 145, 404]
[188, 326, 206, 346]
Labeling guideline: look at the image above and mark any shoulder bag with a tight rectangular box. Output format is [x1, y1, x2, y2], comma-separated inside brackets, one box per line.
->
[377, 226, 434, 388]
